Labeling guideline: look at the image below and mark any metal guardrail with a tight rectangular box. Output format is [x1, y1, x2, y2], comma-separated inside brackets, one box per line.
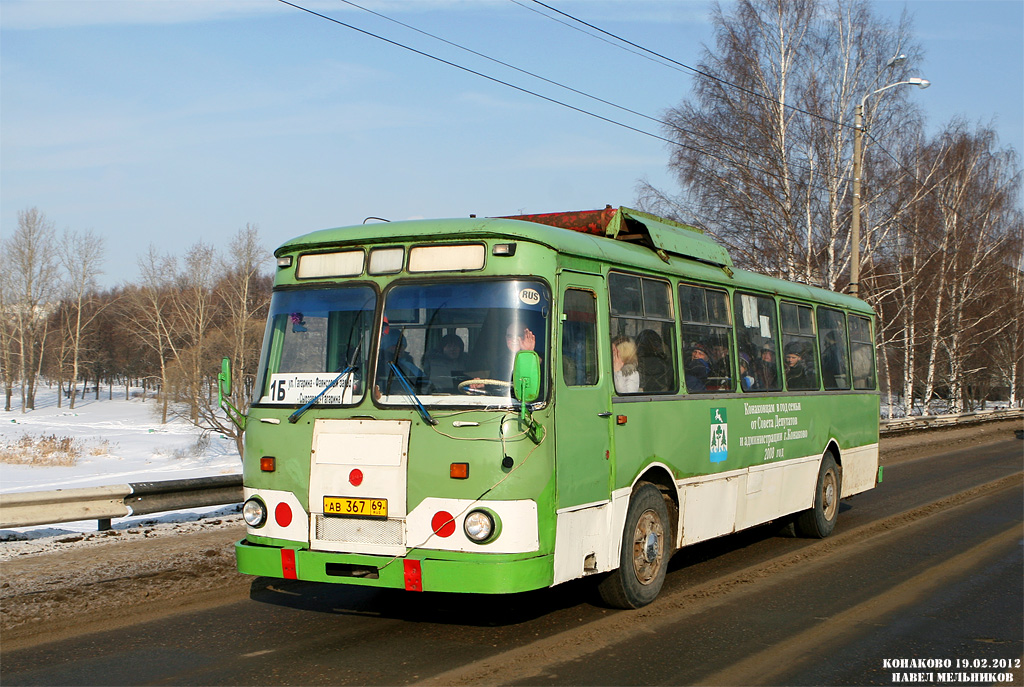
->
[1, 409, 1020, 531]
[879, 407, 1023, 434]
[0, 475, 242, 530]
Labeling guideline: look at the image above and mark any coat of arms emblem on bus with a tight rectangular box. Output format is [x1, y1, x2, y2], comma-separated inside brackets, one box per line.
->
[710, 407, 728, 463]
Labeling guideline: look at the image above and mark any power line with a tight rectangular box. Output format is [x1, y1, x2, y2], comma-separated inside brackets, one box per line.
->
[278, 0, 834, 193]
[332, 0, 827, 183]
[523, 0, 849, 131]
[334, 0, 665, 130]
[278, 1, 670, 144]
[507, 0, 691, 76]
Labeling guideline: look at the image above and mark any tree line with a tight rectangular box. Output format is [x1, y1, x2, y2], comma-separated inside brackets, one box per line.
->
[2, 1, 1022, 433]
[0, 209, 271, 455]
[639, 0, 1023, 415]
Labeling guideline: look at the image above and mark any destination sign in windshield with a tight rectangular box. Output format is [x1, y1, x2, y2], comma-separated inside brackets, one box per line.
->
[260, 372, 357, 405]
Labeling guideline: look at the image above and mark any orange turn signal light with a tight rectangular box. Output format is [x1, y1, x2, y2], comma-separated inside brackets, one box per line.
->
[450, 462, 469, 479]
[260, 456, 276, 472]
[616, 415, 628, 425]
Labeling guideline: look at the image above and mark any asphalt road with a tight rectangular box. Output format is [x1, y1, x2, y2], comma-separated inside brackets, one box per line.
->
[3, 434, 1021, 686]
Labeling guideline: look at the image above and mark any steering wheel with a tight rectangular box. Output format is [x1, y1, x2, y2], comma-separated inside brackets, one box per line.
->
[457, 378, 514, 395]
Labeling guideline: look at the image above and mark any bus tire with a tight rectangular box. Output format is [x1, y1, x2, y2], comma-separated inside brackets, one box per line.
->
[598, 483, 669, 609]
[795, 452, 841, 538]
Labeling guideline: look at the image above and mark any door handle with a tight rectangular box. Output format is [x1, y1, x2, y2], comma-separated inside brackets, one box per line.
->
[597, 412, 613, 418]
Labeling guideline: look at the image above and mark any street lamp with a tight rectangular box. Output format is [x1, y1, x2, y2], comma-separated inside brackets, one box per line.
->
[850, 72, 930, 297]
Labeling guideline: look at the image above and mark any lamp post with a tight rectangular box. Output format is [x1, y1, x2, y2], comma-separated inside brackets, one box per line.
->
[850, 74, 930, 297]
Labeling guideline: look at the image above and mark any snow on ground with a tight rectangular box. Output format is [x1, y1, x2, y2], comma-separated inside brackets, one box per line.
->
[1, 384, 242, 541]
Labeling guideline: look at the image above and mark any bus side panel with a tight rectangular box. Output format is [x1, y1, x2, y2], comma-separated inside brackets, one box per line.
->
[552, 503, 614, 584]
[838, 443, 879, 497]
[733, 455, 819, 532]
[610, 392, 878, 548]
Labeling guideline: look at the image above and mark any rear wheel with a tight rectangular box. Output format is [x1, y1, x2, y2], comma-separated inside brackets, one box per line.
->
[598, 483, 669, 609]
[795, 452, 841, 538]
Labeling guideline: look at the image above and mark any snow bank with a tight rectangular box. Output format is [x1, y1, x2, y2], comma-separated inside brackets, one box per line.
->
[1, 385, 241, 540]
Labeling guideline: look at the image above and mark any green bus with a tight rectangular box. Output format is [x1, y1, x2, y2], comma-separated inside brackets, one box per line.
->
[223, 206, 879, 608]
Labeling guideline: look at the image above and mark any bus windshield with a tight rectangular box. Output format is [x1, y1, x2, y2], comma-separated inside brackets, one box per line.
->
[255, 285, 376, 406]
[375, 279, 549, 407]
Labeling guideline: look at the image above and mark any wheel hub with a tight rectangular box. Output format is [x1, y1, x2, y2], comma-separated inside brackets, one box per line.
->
[632, 509, 664, 585]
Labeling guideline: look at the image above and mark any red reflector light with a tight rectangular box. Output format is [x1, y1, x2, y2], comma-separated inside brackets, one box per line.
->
[431, 511, 456, 537]
[450, 462, 469, 479]
[260, 456, 276, 472]
[275, 502, 293, 527]
[349, 468, 363, 486]
[616, 415, 628, 425]
[281, 549, 297, 579]
[404, 559, 423, 592]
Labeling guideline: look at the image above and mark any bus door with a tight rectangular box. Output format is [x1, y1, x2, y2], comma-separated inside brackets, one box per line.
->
[554, 273, 614, 509]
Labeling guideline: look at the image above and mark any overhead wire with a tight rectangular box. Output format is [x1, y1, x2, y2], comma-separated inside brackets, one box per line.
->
[278, 1, 683, 147]
[278, 0, 837, 194]
[334, 0, 831, 184]
[506, 0, 693, 76]
[523, 0, 850, 130]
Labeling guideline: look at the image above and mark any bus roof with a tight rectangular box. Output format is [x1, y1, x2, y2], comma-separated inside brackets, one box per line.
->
[278, 207, 872, 315]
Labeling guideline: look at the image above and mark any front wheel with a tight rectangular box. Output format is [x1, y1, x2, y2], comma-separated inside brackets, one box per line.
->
[598, 483, 670, 609]
[795, 452, 841, 538]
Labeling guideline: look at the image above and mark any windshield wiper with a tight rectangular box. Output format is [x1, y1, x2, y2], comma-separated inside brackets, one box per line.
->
[388, 361, 437, 426]
[288, 340, 363, 424]
[288, 365, 357, 424]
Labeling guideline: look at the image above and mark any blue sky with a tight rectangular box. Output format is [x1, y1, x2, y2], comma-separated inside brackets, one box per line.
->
[2, 0, 1022, 287]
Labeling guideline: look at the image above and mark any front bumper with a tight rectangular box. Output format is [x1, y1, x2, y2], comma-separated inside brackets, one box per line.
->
[235, 539, 553, 594]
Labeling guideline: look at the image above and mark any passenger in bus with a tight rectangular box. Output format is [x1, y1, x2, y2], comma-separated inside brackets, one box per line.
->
[612, 336, 640, 393]
[685, 343, 712, 391]
[506, 323, 537, 356]
[739, 353, 757, 391]
[424, 334, 470, 392]
[754, 343, 778, 390]
[784, 342, 814, 390]
[636, 329, 671, 392]
[710, 343, 730, 378]
[377, 331, 427, 394]
[468, 323, 541, 392]
[821, 331, 848, 384]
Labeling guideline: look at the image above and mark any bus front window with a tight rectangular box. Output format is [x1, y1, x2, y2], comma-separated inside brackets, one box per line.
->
[375, 280, 549, 407]
[255, 286, 376, 406]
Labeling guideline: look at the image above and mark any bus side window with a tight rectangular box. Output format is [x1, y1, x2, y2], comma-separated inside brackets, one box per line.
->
[608, 273, 677, 394]
[780, 302, 819, 391]
[818, 307, 851, 390]
[734, 292, 782, 392]
[561, 289, 598, 386]
[849, 315, 876, 390]
[679, 284, 734, 392]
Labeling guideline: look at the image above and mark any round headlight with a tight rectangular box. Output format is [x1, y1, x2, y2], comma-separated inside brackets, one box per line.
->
[464, 510, 495, 542]
[243, 497, 267, 527]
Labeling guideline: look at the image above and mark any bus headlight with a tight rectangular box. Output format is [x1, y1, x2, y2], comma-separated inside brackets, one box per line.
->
[243, 497, 267, 528]
[464, 509, 498, 543]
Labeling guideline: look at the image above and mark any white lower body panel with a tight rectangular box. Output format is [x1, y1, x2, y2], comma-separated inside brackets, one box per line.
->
[840, 443, 879, 497]
[551, 446, 873, 586]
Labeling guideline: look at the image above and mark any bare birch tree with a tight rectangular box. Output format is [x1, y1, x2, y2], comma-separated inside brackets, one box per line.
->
[56, 229, 106, 409]
[127, 247, 179, 422]
[189, 225, 272, 454]
[0, 270, 17, 411]
[5, 208, 59, 412]
[639, 0, 922, 292]
[168, 242, 218, 423]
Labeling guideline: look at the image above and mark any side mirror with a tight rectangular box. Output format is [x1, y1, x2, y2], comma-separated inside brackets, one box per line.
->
[217, 357, 247, 431]
[218, 357, 232, 398]
[512, 350, 541, 404]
